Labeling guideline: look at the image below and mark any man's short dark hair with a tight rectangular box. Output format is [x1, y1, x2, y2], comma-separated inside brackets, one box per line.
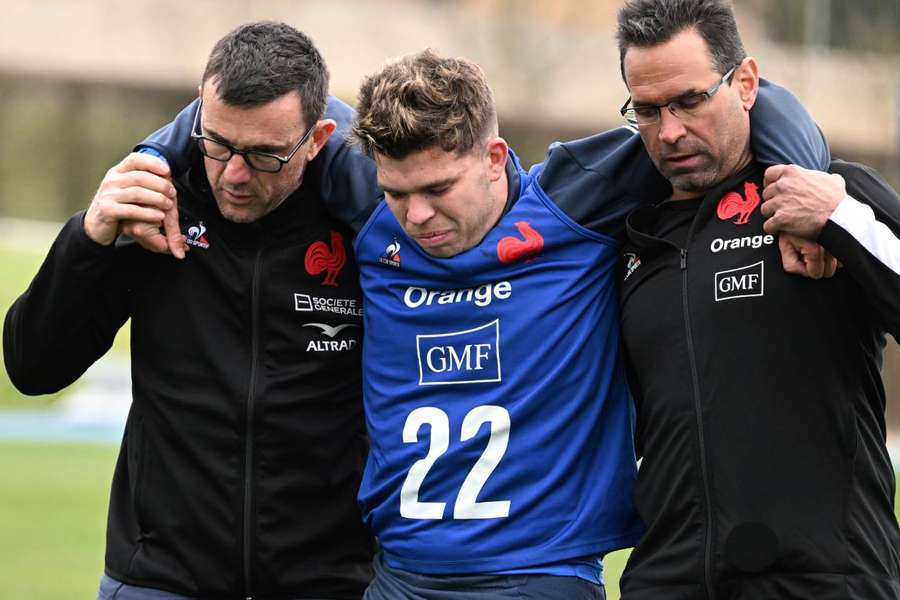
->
[201, 21, 329, 127]
[351, 49, 498, 160]
[616, 0, 747, 83]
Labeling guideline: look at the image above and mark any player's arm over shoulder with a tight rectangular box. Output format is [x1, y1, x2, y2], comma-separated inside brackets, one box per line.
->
[534, 127, 668, 240]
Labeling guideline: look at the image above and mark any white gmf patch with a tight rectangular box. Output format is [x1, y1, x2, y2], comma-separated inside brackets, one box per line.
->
[714, 261, 765, 302]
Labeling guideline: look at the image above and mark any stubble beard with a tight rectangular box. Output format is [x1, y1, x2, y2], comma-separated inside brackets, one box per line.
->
[655, 147, 727, 198]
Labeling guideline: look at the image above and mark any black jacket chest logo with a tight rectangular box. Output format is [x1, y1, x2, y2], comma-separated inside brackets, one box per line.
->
[304, 231, 347, 286]
[716, 182, 761, 226]
[623, 252, 642, 281]
[709, 180, 775, 254]
[185, 221, 210, 249]
[714, 260, 765, 301]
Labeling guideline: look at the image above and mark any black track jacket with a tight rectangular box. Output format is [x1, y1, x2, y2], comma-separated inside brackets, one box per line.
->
[4, 162, 374, 598]
[619, 160, 900, 599]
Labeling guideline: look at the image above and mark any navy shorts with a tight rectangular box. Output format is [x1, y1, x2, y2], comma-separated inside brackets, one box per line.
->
[364, 554, 606, 600]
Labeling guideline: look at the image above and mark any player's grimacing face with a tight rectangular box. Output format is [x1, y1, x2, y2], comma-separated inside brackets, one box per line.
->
[375, 142, 508, 258]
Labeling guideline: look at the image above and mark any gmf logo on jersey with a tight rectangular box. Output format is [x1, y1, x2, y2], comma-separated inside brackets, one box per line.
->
[185, 222, 210, 249]
[717, 182, 761, 226]
[378, 238, 402, 268]
[497, 221, 544, 264]
[303, 322, 360, 352]
[305, 231, 346, 287]
[714, 261, 764, 302]
[623, 252, 641, 281]
[416, 320, 502, 386]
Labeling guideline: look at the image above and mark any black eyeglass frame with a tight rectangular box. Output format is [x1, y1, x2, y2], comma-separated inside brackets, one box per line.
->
[190, 99, 316, 173]
[619, 64, 739, 126]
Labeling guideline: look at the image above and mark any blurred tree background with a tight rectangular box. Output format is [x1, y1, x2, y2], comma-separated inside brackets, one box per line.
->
[758, 0, 900, 53]
[0, 79, 193, 221]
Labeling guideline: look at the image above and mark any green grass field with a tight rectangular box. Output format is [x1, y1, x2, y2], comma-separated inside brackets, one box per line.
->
[0, 442, 114, 598]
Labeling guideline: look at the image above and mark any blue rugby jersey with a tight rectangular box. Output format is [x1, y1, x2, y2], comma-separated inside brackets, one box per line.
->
[353, 153, 644, 574]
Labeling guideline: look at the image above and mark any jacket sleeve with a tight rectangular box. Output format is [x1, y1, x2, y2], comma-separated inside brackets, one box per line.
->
[751, 79, 830, 170]
[534, 127, 668, 239]
[3, 213, 131, 395]
[135, 96, 380, 233]
[818, 160, 900, 339]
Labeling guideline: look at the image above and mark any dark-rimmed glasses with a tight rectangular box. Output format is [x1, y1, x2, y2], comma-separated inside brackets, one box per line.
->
[190, 100, 315, 173]
[620, 65, 738, 126]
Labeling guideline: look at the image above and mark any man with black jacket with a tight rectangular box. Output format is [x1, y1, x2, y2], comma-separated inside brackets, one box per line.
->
[3, 22, 374, 599]
[615, 1, 900, 598]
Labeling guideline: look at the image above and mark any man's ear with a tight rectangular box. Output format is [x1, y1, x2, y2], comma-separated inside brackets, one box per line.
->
[736, 57, 760, 111]
[485, 137, 509, 181]
[305, 119, 337, 161]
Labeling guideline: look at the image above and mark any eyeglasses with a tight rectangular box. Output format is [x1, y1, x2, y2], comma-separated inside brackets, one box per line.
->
[620, 65, 738, 126]
[190, 100, 315, 173]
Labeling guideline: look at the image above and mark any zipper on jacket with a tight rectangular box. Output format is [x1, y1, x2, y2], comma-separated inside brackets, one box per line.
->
[242, 238, 264, 598]
[680, 247, 717, 600]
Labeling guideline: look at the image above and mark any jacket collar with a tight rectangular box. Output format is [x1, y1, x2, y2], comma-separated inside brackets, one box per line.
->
[625, 162, 761, 251]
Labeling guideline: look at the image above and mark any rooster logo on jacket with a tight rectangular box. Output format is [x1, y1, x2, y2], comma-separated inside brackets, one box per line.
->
[716, 182, 761, 226]
[305, 231, 346, 286]
[497, 221, 544, 264]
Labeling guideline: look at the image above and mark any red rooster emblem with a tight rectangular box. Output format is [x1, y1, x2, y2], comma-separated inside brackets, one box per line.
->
[304, 231, 347, 286]
[497, 221, 544, 265]
[716, 181, 760, 225]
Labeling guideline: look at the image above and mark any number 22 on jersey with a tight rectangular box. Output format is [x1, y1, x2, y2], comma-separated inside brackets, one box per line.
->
[400, 405, 511, 520]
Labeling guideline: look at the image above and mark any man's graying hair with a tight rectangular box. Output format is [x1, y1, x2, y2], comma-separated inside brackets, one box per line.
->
[202, 21, 329, 127]
[352, 49, 498, 160]
[616, 0, 747, 83]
